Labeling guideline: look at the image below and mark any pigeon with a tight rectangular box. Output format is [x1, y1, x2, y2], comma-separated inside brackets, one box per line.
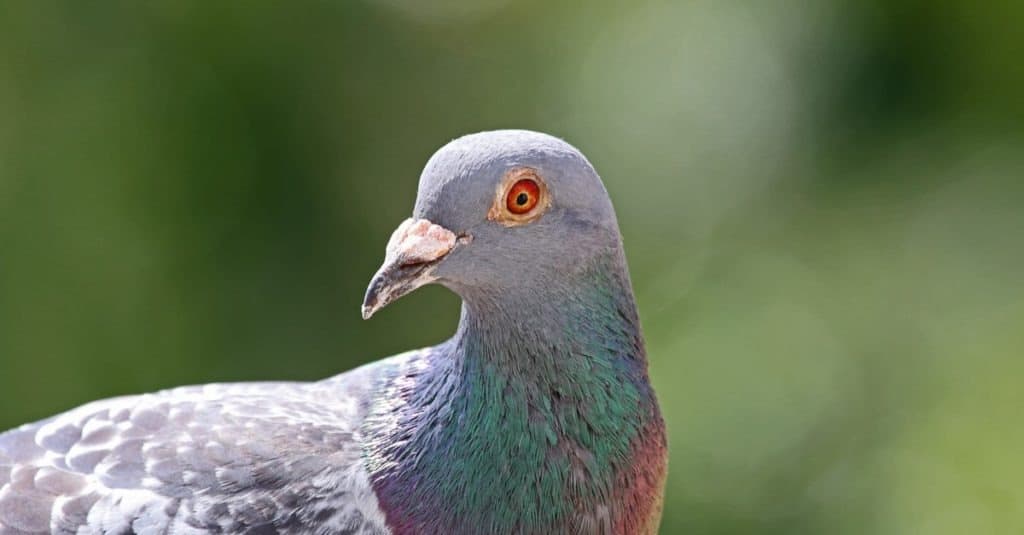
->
[0, 130, 667, 535]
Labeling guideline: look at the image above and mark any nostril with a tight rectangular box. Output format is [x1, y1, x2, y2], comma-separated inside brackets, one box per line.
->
[386, 218, 457, 265]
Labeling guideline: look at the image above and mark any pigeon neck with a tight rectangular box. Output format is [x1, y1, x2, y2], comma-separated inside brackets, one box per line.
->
[454, 248, 647, 370]
[365, 250, 662, 533]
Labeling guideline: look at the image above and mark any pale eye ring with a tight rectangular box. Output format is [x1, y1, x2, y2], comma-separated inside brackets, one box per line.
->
[488, 168, 549, 226]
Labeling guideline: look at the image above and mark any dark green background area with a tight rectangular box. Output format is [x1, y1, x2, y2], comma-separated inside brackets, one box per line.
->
[1, 1, 1022, 533]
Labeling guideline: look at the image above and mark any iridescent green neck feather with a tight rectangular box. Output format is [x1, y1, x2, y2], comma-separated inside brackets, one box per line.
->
[361, 250, 666, 534]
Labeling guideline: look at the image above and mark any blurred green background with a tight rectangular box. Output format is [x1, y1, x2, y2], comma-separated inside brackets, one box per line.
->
[1, 1, 1022, 533]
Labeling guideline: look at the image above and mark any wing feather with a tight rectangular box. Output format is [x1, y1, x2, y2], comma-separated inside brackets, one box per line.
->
[0, 355, 409, 535]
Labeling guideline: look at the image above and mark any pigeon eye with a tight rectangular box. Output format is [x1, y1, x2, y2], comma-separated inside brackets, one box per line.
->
[506, 179, 540, 214]
[489, 168, 549, 226]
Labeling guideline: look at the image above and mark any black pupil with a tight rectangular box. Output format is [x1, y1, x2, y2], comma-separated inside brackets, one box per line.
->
[516, 192, 529, 206]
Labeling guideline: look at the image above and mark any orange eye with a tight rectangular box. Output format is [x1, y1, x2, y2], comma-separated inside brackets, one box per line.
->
[506, 179, 540, 215]
[489, 168, 549, 226]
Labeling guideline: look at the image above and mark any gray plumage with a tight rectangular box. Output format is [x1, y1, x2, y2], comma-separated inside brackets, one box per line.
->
[0, 130, 665, 534]
[0, 354, 409, 534]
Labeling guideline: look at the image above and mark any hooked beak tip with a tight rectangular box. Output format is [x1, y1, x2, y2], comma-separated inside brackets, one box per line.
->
[361, 218, 464, 320]
[360, 262, 433, 320]
[360, 270, 391, 320]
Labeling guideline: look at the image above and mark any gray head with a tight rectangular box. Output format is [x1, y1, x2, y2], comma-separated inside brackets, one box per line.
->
[362, 130, 623, 319]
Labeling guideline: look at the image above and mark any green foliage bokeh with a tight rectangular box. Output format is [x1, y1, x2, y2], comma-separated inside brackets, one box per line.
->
[1, 1, 1022, 533]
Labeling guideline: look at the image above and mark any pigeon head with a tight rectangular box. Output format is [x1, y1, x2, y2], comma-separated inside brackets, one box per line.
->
[362, 129, 622, 319]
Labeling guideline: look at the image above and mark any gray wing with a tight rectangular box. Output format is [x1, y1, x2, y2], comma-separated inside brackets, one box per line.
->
[0, 357, 406, 535]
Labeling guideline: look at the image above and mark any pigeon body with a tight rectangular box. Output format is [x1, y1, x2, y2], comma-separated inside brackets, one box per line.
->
[0, 130, 667, 534]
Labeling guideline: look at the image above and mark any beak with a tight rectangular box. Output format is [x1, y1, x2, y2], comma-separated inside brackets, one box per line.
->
[361, 218, 461, 320]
